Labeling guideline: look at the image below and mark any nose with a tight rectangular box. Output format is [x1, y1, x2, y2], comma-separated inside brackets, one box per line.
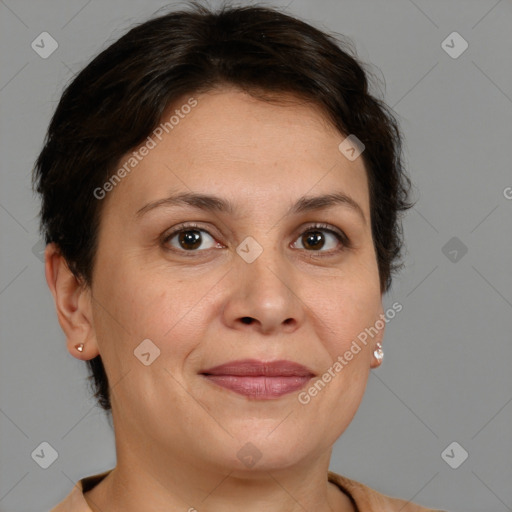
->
[221, 245, 304, 336]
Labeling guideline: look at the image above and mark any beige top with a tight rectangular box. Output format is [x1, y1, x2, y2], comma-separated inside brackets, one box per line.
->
[49, 469, 447, 511]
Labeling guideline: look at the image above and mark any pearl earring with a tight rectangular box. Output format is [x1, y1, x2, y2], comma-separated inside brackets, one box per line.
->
[373, 342, 383, 363]
[75, 343, 84, 352]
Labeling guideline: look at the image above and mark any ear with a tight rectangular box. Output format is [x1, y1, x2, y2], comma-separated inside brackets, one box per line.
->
[45, 243, 100, 360]
[369, 305, 385, 370]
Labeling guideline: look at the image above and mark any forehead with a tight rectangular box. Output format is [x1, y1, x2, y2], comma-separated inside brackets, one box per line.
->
[163, 88, 349, 168]
[103, 88, 370, 218]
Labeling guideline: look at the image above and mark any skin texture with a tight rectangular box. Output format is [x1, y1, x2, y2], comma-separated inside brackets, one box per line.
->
[46, 87, 384, 512]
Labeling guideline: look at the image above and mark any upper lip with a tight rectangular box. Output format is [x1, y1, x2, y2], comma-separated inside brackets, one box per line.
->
[200, 359, 315, 377]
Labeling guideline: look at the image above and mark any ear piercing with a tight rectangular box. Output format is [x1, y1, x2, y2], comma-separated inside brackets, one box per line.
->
[373, 342, 383, 363]
[75, 343, 84, 352]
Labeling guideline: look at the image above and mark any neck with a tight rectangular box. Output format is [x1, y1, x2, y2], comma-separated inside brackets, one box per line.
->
[83, 450, 355, 512]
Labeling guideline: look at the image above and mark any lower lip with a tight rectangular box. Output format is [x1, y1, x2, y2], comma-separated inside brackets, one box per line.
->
[202, 375, 312, 399]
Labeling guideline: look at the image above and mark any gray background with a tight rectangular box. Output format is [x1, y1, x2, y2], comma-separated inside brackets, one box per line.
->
[1, 0, 511, 511]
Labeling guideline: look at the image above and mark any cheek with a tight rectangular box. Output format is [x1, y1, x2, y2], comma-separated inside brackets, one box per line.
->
[92, 259, 214, 363]
[310, 259, 382, 350]
[97, 274, 182, 337]
[318, 292, 382, 364]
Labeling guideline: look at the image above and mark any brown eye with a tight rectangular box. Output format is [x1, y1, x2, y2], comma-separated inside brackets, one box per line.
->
[301, 230, 326, 250]
[164, 226, 219, 252]
[177, 230, 202, 250]
[292, 225, 347, 253]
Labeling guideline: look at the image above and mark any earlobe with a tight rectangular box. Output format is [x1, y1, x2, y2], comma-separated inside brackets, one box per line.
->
[44, 243, 100, 360]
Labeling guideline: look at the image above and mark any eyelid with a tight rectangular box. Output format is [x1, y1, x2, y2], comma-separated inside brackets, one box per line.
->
[297, 222, 350, 243]
[292, 222, 351, 252]
[160, 222, 222, 248]
[160, 221, 351, 253]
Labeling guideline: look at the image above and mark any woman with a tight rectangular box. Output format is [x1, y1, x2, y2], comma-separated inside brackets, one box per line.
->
[34, 2, 446, 510]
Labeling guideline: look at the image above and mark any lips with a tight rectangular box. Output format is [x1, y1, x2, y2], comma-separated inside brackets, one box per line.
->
[200, 359, 315, 377]
[200, 359, 315, 399]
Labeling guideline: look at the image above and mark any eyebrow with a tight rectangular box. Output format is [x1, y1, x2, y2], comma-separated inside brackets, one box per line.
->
[136, 191, 366, 223]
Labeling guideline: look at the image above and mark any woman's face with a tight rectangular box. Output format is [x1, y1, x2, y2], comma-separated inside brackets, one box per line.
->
[88, 87, 384, 472]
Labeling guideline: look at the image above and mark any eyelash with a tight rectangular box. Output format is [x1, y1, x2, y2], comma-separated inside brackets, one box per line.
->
[161, 222, 351, 257]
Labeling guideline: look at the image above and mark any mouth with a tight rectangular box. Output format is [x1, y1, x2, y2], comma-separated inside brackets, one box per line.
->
[199, 359, 315, 399]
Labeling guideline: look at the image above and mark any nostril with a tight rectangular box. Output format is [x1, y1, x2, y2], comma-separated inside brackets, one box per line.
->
[241, 317, 253, 324]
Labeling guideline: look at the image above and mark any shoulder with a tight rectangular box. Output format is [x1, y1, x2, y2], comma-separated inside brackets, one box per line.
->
[328, 470, 448, 512]
[49, 470, 112, 512]
[48, 484, 86, 512]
